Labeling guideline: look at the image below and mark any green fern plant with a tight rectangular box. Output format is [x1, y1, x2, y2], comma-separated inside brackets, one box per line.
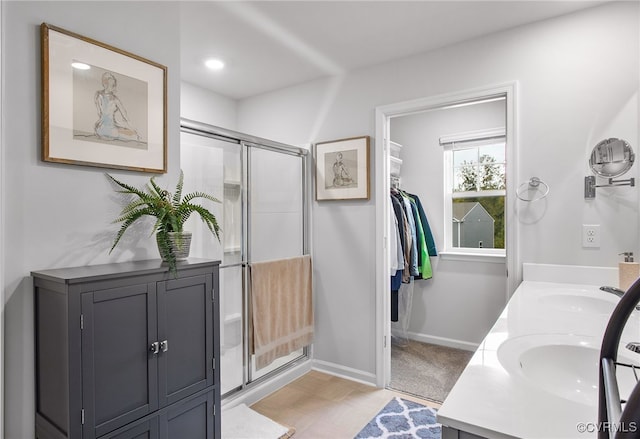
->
[107, 170, 221, 274]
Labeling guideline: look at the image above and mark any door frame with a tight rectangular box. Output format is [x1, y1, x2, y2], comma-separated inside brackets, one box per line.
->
[373, 82, 519, 387]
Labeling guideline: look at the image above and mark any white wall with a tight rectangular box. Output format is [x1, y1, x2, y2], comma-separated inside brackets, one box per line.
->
[3, 3, 182, 438]
[181, 81, 238, 130]
[2, 3, 638, 436]
[390, 100, 507, 345]
[237, 2, 639, 381]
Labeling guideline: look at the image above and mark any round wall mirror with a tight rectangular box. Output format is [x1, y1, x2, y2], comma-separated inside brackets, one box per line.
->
[589, 138, 635, 178]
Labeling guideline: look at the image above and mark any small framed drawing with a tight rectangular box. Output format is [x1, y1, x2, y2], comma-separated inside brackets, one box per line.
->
[315, 136, 370, 201]
[41, 23, 167, 173]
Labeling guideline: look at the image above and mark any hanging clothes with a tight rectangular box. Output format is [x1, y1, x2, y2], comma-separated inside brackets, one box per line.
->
[390, 193, 406, 322]
[408, 196, 432, 279]
[389, 189, 437, 321]
[391, 290, 399, 322]
[389, 200, 404, 276]
[408, 193, 437, 257]
[400, 194, 419, 278]
[394, 190, 427, 279]
[390, 191, 438, 277]
[390, 193, 406, 264]
[391, 192, 413, 283]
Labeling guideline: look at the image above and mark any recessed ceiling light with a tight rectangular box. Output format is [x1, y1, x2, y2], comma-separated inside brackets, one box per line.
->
[71, 62, 91, 70]
[205, 58, 225, 71]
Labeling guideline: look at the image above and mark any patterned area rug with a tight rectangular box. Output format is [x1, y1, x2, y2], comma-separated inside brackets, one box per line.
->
[354, 397, 441, 439]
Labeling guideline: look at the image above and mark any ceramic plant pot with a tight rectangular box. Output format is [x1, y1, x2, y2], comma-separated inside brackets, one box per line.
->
[157, 231, 192, 261]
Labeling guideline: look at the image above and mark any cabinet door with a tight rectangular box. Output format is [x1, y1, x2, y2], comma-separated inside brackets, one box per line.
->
[99, 415, 159, 439]
[82, 283, 158, 439]
[157, 274, 213, 407]
[160, 390, 214, 439]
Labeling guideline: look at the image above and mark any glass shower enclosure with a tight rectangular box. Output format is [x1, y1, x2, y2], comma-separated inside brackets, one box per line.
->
[180, 119, 310, 398]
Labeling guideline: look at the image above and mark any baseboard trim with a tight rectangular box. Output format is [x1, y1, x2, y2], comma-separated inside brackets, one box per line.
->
[404, 332, 479, 352]
[219, 335, 476, 411]
[221, 360, 312, 409]
[312, 359, 377, 387]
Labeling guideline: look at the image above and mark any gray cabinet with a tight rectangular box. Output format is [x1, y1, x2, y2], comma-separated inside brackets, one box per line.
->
[33, 259, 220, 439]
[100, 389, 215, 439]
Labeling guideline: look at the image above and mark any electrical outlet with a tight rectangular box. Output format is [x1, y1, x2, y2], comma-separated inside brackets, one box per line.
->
[582, 224, 601, 248]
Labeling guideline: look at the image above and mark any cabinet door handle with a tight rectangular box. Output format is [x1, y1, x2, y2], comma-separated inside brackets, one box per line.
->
[149, 342, 160, 355]
[160, 340, 169, 353]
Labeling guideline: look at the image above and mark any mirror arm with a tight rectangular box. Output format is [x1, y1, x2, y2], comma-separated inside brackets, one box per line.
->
[585, 176, 635, 199]
[598, 177, 636, 188]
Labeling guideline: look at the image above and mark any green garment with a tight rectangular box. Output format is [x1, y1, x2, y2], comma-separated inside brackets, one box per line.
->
[409, 197, 432, 279]
[409, 193, 437, 257]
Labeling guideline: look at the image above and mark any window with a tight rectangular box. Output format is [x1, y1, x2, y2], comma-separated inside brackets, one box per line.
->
[442, 128, 506, 255]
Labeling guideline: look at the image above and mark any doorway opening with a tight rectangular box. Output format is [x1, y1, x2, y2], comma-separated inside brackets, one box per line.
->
[374, 83, 519, 401]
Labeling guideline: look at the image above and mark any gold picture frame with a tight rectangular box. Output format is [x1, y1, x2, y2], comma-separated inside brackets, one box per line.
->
[315, 136, 370, 201]
[41, 23, 167, 173]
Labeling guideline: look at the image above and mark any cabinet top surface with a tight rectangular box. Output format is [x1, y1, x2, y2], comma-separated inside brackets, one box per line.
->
[31, 258, 220, 284]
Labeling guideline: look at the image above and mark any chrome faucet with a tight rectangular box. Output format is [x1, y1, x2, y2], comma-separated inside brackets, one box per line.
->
[601, 286, 626, 297]
[600, 286, 640, 310]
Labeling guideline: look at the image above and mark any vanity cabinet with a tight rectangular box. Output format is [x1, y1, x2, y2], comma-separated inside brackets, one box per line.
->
[441, 426, 486, 439]
[32, 259, 220, 439]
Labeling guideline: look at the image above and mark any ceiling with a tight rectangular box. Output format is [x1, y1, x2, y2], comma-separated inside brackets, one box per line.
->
[180, 1, 607, 100]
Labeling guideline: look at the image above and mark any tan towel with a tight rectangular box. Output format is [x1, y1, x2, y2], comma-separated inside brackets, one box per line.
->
[250, 255, 313, 370]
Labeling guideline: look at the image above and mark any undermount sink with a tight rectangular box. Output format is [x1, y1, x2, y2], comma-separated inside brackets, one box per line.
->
[498, 334, 638, 406]
[538, 293, 617, 315]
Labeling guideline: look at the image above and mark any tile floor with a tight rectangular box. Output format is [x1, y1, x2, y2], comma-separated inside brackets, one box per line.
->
[251, 370, 440, 438]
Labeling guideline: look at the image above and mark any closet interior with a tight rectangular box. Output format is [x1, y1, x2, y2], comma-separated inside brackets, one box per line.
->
[387, 98, 507, 402]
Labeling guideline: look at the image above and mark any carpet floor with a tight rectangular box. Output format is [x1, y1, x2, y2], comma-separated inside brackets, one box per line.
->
[354, 397, 440, 439]
[389, 339, 473, 404]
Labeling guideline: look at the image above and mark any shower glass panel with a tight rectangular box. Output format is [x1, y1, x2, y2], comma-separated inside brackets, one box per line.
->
[247, 145, 306, 381]
[181, 121, 309, 400]
[180, 131, 244, 395]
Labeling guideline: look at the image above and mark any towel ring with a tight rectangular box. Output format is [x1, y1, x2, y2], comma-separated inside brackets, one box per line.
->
[516, 177, 549, 202]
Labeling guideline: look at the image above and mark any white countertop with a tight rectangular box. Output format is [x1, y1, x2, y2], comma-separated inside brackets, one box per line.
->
[437, 265, 640, 439]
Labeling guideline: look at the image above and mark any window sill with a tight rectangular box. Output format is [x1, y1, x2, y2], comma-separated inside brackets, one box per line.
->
[438, 251, 506, 264]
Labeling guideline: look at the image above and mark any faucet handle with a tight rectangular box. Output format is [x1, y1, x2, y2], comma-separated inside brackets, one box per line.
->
[626, 342, 640, 354]
[620, 252, 635, 262]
